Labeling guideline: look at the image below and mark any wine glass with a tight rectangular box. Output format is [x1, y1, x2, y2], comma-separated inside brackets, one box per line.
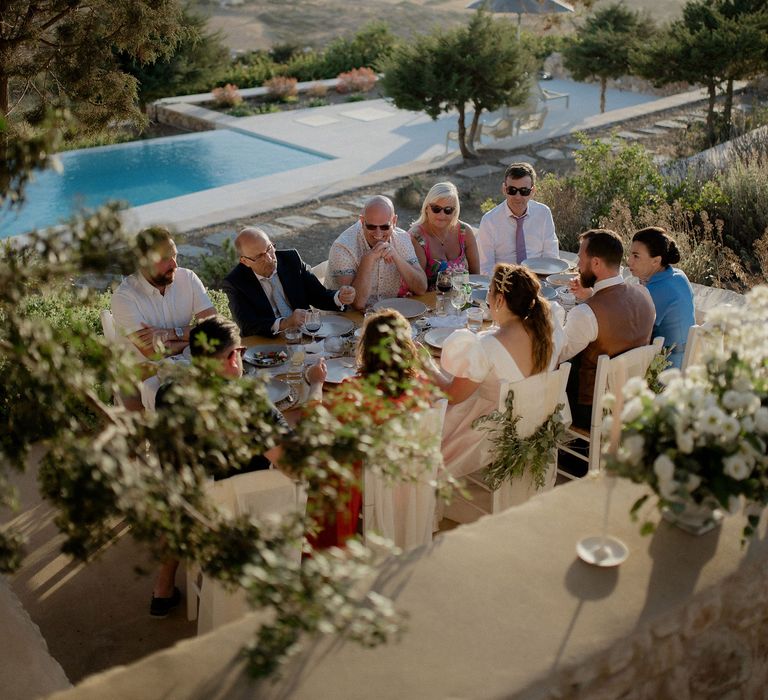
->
[450, 285, 468, 315]
[436, 271, 452, 295]
[304, 310, 322, 344]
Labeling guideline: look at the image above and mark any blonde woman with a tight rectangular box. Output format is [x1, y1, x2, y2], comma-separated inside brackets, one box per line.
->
[408, 182, 480, 289]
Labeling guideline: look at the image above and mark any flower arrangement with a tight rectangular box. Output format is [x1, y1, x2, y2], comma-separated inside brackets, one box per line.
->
[607, 286, 768, 537]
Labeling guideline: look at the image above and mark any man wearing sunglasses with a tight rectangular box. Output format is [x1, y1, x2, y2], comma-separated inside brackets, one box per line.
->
[328, 195, 427, 310]
[477, 163, 558, 275]
[223, 227, 356, 337]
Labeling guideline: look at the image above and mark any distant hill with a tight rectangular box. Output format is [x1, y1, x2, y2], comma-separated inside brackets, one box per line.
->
[192, 0, 688, 53]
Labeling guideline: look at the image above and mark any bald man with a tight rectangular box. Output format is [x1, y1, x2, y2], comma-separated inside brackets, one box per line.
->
[328, 195, 427, 310]
[222, 227, 355, 337]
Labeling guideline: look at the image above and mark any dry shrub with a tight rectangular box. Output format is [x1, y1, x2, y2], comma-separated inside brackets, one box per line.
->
[753, 230, 768, 284]
[600, 199, 749, 291]
[336, 67, 377, 94]
[306, 82, 328, 98]
[265, 75, 298, 100]
[535, 174, 591, 253]
[211, 83, 242, 108]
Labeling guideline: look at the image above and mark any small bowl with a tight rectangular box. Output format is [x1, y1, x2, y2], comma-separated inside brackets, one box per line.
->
[557, 287, 576, 306]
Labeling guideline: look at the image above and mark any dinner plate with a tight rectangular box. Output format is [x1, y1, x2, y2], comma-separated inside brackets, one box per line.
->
[372, 298, 428, 318]
[547, 272, 578, 287]
[471, 288, 489, 304]
[423, 327, 456, 350]
[265, 377, 290, 404]
[244, 345, 288, 368]
[354, 325, 418, 339]
[314, 316, 355, 338]
[558, 249, 579, 266]
[323, 357, 358, 384]
[521, 257, 570, 275]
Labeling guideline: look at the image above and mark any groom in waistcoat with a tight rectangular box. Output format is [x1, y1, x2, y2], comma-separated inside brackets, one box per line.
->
[222, 227, 355, 338]
[558, 229, 656, 430]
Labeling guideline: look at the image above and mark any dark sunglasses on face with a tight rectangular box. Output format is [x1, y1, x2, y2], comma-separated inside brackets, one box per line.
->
[506, 186, 533, 197]
[364, 222, 391, 231]
[429, 204, 455, 215]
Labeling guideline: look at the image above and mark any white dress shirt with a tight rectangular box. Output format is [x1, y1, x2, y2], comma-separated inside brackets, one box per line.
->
[477, 199, 558, 275]
[558, 275, 625, 363]
[111, 267, 213, 336]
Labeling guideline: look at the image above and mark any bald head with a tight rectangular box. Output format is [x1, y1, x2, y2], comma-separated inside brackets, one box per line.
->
[363, 195, 395, 219]
[235, 226, 277, 276]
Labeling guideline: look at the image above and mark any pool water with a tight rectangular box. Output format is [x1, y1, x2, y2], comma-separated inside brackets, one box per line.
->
[1, 129, 332, 239]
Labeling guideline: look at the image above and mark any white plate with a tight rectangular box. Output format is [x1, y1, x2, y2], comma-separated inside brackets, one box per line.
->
[471, 288, 489, 304]
[323, 357, 358, 384]
[559, 249, 579, 266]
[372, 298, 428, 318]
[266, 378, 290, 404]
[521, 257, 570, 275]
[423, 327, 456, 350]
[354, 326, 417, 339]
[244, 345, 288, 367]
[314, 316, 355, 338]
[547, 272, 578, 287]
[576, 536, 629, 567]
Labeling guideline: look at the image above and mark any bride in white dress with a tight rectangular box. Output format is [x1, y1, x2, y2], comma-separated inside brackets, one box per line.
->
[428, 263, 563, 482]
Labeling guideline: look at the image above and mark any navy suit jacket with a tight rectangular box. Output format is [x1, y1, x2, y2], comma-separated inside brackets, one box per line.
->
[222, 249, 339, 337]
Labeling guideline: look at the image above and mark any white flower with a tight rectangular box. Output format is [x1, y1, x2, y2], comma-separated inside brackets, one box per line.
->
[654, 454, 675, 483]
[686, 473, 702, 492]
[623, 376, 648, 398]
[718, 416, 741, 443]
[620, 434, 645, 465]
[723, 454, 751, 481]
[621, 397, 644, 424]
[696, 406, 726, 435]
[741, 415, 755, 433]
[676, 428, 695, 454]
[658, 368, 682, 386]
[659, 478, 679, 500]
[754, 407, 768, 433]
[722, 390, 742, 411]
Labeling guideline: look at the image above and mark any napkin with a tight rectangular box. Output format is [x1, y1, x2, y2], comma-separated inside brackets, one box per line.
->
[303, 340, 325, 354]
[426, 315, 467, 329]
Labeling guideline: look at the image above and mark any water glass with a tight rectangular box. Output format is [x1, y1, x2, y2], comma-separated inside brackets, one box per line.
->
[435, 292, 448, 316]
[284, 327, 302, 345]
[286, 344, 306, 384]
[466, 307, 484, 333]
[325, 336, 345, 356]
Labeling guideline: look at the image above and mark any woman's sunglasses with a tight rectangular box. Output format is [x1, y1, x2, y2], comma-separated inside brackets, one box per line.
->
[429, 204, 455, 215]
[506, 186, 532, 197]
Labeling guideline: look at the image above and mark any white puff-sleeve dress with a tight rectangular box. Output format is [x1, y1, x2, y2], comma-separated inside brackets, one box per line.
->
[439, 326, 564, 480]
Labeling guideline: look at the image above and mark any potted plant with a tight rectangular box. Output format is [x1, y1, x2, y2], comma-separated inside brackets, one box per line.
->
[607, 286, 768, 536]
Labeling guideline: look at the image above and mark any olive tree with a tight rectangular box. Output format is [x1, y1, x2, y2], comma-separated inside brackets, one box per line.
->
[380, 11, 534, 160]
[562, 3, 654, 114]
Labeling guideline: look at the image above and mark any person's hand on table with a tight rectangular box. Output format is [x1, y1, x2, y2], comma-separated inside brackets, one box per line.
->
[338, 285, 356, 305]
[284, 309, 308, 329]
[569, 277, 593, 301]
[306, 357, 327, 385]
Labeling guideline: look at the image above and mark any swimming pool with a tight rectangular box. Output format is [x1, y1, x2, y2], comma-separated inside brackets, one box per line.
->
[0, 129, 332, 239]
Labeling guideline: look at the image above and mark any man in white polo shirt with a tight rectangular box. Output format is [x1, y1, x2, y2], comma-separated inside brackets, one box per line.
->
[112, 226, 216, 358]
[477, 162, 559, 275]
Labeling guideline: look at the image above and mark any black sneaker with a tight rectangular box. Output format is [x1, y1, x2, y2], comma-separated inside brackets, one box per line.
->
[149, 586, 182, 618]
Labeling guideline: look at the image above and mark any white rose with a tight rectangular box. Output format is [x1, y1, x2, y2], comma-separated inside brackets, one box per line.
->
[676, 428, 695, 454]
[621, 397, 644, 424]
[722, 390, 742, 411]
[621, 434, 645, 465]
[659, 478, 679, 500]
[686, 473, 702, 492]
[754, 407, 768, 433]
[658, 368, 682, 386]
[723, 454, 751, 481]
[719, 415, 741, 443]
[697, 406, 726, 435]
[623, 376, 648, 398]
[654, 454, 675, 483]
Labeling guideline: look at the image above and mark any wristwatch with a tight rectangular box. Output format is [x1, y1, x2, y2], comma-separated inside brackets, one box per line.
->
[174, 327, 184, 340]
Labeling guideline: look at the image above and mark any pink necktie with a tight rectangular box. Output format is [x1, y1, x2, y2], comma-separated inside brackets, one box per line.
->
[514, 215, 527, 263]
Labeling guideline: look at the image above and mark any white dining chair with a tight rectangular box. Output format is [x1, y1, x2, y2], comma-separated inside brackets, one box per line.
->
[680, 322, 722, 374]
[444, 363, 571, 525]
[311, 260, 328, 285]
[558, 337, 664, 478]
[186, 469, 306, 635]
[362, 400, 447, 552]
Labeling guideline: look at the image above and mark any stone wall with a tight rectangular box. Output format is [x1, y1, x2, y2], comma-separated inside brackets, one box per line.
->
[44, 478, 768, 700]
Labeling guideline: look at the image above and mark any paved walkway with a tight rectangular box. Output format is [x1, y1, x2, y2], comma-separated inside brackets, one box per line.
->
[127, 79, 711, 235]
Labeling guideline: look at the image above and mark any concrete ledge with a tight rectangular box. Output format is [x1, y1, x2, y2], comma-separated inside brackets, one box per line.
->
[0, 577, 70, 700]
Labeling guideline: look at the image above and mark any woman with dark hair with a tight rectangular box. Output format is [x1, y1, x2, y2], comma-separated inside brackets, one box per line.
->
[628, 227, 695, 369]
[427, 263, 563, 479]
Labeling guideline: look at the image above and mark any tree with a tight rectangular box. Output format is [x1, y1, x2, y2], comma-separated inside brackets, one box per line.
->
[120, 7, 230, 108]
[634, 0, 768, 146]
[562, 3, 654, 114]
[380, 11, 533, 160]
[0, 0, 187, 133]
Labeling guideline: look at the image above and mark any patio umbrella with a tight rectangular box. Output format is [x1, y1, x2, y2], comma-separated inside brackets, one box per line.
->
[466, 0, 575, 38]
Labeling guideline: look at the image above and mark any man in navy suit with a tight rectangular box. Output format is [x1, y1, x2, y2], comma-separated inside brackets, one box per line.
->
[223, 227, 356, 337]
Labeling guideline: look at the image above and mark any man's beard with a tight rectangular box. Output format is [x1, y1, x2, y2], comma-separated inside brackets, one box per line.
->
[580, 269, 597, 288]
[150, 269, 175, 287]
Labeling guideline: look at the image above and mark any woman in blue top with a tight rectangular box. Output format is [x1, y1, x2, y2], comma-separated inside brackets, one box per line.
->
[627, 227, 695, 369]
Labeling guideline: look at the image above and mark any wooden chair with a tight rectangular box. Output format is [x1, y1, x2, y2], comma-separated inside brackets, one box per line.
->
[362, 400, 447, 551]
[558, 337, 664, 478]
[444, 364, 571, 525]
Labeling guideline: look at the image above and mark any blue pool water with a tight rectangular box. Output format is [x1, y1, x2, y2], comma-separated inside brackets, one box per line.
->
[1, 129, 332, 239]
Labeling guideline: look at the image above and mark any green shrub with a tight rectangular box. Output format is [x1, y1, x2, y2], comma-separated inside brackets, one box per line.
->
[308, 98, 329, 108]
[480, 197, 497, 215]
[16, 287, 112, 335]
[534, 174, 591, 253]
[209, 288, 232, 320]
[571, 132, 666, 225]
[193, 237, 239, 289]
[217, 51, 277, 89]
[322, 21, 395, 77]
[279, 50, 328, 82]
[345, 94, 366, 102]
